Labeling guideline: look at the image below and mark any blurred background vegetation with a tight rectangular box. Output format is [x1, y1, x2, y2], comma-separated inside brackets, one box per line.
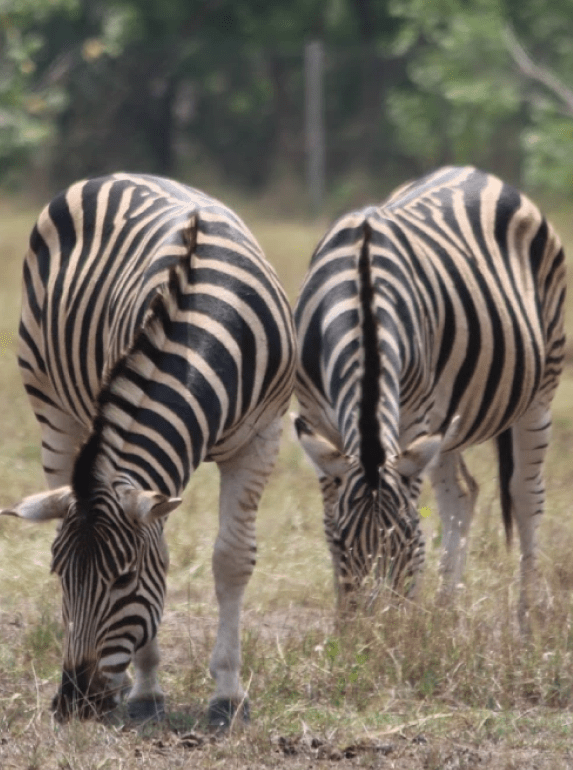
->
[2, 6, 573, 763]
[2, 0, 573, 209]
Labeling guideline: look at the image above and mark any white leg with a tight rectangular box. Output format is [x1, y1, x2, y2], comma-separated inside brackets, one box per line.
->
[430, 451, 478, 602]
[508, 403, 550, 630]
[209, 417, 282, 727]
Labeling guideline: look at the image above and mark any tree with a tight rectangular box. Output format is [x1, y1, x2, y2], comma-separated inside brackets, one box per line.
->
[4, 0, 573, 198]
[0, 0, 77, 177]
[386, 0, 573, 194]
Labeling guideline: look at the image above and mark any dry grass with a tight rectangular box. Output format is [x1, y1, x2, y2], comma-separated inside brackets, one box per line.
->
[1, 194, 573, 769]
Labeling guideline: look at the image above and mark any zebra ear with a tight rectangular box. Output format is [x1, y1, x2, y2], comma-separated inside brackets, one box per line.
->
[121, 490, 182, 525]
[0, 486, 74, 521]
[393, 435, 443, 478]
[293, 415, 353, 479]
[393, 417, 461, 478]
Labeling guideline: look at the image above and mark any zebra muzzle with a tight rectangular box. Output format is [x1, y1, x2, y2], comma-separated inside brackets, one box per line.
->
[52, 666, 119, 722]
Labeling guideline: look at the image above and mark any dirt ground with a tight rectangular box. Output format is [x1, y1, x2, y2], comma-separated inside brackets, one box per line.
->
[2, 605, 573, 770]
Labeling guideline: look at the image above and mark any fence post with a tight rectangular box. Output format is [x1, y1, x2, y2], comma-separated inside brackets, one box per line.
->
[304, 40, 325, 214]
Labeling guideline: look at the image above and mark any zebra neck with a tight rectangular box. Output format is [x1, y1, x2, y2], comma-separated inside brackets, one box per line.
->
[79, 263, 206, 498]
[94, 357, 198, 498]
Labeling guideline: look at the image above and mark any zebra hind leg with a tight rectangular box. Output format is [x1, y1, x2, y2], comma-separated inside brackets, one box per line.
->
[505, 402, 551, 635]
[208, 417, 283, 730]
[429, 450, 479, 604]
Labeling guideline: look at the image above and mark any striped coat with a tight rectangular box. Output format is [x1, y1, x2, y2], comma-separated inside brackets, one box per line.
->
[4, 174, 295, 725]
[294, 166, 565, 620]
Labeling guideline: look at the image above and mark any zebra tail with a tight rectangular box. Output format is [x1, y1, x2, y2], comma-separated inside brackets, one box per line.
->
[496, 428, 514, 548]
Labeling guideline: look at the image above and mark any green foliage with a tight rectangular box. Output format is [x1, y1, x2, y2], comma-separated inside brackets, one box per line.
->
[3, 0, 573, 213]
[523, 111, 573, 196]
[389, 0, 573, 191]
[0, 0, 76, 172]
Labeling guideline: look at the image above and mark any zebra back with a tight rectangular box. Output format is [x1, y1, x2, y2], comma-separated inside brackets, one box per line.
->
[19, 173, 295, 497]
[294, 165, 565, 600]
[295, 166, 565, 459]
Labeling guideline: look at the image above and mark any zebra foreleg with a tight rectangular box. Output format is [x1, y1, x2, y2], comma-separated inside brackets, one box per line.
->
[430, 451, 478, 603]
[208, 417, 282, 729]
[507, 403, 551, 634]
[125, 636, 165, 722]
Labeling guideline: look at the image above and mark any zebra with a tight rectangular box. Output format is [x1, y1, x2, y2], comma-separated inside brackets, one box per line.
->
[293, 165, 565, 623]
[1, 173, 295, 726]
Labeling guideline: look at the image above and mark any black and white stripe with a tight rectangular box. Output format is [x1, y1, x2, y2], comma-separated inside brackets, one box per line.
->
[294, 166, 565, 619]
[5, 173, 295, 724]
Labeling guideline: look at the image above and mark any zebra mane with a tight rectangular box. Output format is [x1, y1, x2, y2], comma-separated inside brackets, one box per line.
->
[357, 218, 385, 488]
[72, 215, 198, 502]
[72, 419, 105, 503]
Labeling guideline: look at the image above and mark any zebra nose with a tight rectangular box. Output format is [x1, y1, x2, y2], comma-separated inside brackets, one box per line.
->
[52, 666, 91, 721]
[52, 665, 114, 722]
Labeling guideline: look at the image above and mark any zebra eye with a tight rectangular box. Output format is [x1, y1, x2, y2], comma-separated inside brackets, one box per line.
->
[112, 571, 137, 590]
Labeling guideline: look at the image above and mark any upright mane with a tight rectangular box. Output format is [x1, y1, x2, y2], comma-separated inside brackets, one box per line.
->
[72, 216, 198, 501]
[357, 219, 385, 488]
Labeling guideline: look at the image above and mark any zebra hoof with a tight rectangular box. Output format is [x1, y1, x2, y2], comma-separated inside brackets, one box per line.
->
[126, 697, 165, 723]
[207, 698, 250, 730]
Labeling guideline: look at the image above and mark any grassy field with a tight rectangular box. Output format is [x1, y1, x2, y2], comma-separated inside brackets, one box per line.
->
[1, 190, 573, 769]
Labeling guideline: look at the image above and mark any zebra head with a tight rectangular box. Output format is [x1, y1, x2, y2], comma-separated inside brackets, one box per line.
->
[2, 485, 181, 720]
[294, 416, 457, 606]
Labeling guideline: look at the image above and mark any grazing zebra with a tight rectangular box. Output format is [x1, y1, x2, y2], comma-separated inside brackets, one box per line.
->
[1, 173, 295, 726]
[294, 166, 565, 622]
